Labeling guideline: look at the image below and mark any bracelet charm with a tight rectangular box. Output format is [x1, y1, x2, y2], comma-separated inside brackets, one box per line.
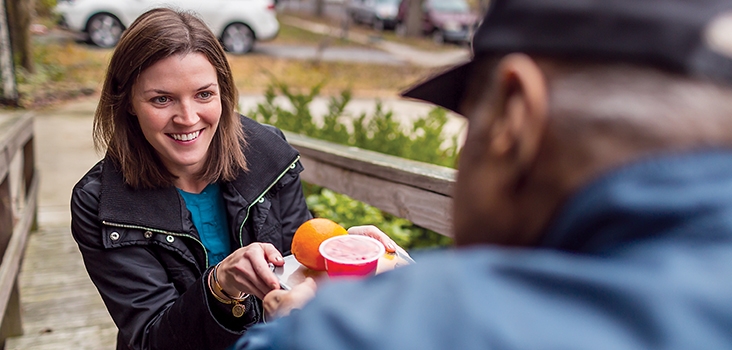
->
[208, 263, 251, 318]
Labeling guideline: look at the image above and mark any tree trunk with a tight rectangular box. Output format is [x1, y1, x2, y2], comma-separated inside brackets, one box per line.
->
[404, 0, 423, 37]
[6, 0, 34, 74]
[314, 0, 325, 17]
[0, 0, 17, 105]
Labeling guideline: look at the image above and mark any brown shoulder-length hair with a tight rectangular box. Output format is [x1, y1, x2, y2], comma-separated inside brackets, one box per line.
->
[93, 8, 247, 189]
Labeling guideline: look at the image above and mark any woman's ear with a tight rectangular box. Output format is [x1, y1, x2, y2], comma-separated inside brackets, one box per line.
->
[489, 53, 548, 170]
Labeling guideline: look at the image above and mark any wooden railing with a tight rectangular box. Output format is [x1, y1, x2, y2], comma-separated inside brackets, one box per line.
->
[0, 113, 37, 348]
[284, 131, 456, 237]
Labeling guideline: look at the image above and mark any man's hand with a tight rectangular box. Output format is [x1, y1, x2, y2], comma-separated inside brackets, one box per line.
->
[263, 277, 318, 320]
[348, 225, 413, 259]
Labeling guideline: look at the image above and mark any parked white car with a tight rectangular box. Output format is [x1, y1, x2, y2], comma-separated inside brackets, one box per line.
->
[54, 0, 279, 53]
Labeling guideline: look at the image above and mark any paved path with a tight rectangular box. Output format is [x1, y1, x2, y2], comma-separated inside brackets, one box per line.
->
[281, 16, 471, 67]
[254, 42, 405, 65]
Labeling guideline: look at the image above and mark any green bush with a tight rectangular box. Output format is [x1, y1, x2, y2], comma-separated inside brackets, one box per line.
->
[248, 81, 458, 251]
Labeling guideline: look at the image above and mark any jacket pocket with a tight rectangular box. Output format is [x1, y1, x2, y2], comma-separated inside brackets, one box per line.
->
[101, 226, 200, 269]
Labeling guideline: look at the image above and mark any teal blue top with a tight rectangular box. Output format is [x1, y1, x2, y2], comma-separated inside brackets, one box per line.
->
[177, 183, 231, 267]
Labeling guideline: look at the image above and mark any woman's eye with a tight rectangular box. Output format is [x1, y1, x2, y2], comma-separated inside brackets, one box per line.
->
[152, 96, 170, 104]
[199, 91, 212, 99]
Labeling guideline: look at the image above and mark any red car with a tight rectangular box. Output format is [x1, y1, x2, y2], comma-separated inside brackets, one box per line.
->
[396, 0, 478, 44]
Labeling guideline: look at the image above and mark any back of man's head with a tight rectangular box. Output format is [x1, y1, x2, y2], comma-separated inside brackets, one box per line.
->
[403, 0, 732, 246]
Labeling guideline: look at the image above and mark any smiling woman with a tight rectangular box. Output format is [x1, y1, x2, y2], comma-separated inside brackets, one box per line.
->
[70, 8, 314, 350]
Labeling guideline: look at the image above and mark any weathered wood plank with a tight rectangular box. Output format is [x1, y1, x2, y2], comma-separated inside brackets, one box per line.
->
[0, 150, 7, 187]
[284, 131, 456, 196]
[6, 225, 117, 349]
[0, 282, 22, 346]
[0, 115, 32, 170]
[300, 157, 454, 236]
[6, 324, 118, 350]
[284, 131, 455, 236]
[0, 173, 37, 323]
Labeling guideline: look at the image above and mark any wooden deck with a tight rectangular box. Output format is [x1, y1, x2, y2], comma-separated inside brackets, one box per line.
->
[5, 226, 117, 349]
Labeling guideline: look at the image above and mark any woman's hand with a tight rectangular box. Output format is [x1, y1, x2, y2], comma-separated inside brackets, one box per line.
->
[214, 242, 285, 299]
[264, 277, 318, 320]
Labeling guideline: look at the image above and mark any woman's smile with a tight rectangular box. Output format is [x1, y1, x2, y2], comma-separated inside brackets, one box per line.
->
[168, 129, 203, 142]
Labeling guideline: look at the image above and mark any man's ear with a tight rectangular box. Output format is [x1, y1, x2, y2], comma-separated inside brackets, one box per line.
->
[488, 53, 548, 170]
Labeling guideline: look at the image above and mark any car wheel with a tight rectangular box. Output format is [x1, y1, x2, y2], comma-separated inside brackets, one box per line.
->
[86, 13, 123, 48]
[222, 23, 255, 54]
[432, 30, 445, 44]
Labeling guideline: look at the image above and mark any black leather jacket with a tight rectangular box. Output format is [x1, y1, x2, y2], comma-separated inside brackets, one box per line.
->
[70, 116, 312, 350]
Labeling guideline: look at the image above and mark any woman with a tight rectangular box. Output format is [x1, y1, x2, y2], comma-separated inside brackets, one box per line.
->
[71, 8, 396, 350]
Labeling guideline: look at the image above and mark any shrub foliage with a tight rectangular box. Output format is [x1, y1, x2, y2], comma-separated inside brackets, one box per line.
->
[248, 81, 458, 250]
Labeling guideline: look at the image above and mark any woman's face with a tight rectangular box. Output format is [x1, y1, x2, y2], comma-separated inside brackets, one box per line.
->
[130, 52, 222, 179]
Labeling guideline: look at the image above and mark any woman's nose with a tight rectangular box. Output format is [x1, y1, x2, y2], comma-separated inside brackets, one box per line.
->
[173, 100, 200, 126]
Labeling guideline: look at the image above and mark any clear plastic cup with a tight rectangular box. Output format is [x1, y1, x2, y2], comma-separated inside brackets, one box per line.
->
[319, 235, 385, 278]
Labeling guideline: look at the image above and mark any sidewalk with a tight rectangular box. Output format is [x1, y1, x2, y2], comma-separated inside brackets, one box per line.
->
[280, 15, 471, 67]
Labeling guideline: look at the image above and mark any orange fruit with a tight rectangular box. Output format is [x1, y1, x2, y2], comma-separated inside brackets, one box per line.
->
[291, 218, 347, 270]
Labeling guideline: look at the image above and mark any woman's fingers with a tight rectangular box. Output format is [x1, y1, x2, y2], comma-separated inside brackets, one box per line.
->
[220, 243, 283, 299]
[347, 225, 397, 253]
[261, 243, 285, 267]
[243, 243, 281, 291]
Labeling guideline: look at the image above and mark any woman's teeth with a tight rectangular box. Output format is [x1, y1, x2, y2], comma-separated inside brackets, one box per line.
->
[170, 130, 200, 141]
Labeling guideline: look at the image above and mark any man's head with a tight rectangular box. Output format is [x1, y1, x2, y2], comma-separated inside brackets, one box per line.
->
[403, 0, 732, 247]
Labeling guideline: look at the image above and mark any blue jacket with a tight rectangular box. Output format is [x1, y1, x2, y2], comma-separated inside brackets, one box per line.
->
[237, 150, 732, 349]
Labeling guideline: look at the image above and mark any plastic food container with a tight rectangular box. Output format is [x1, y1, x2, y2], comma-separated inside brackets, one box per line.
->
[319, 235, 385, 278]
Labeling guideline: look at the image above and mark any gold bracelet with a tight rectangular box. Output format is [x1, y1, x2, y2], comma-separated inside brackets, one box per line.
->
[208, 263, 250, 317]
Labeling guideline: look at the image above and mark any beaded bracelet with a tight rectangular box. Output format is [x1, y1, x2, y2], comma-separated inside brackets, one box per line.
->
[209, 263, 250, 317]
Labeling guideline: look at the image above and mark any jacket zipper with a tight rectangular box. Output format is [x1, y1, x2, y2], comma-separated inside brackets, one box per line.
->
[238, 156, 300, 247]
[101, 221, 210, 268]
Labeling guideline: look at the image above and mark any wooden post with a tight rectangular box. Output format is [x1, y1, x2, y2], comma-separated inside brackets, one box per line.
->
[0, 174, 12, 261]
[0, 0, 18, 105]
[22, 136, 36, 231]
[0, 174, 23, 348]
[0, 282, 22, 349]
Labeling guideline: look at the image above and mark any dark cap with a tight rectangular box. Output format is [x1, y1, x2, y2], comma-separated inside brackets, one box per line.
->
[402, 0, 732, 114]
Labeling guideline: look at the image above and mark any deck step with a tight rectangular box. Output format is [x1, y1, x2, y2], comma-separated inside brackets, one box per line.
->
[6, 226, 117, 350]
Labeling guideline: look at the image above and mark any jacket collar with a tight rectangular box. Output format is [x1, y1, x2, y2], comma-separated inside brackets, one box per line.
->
[540, 149, 732, 253]
[97, 116, 300, 233]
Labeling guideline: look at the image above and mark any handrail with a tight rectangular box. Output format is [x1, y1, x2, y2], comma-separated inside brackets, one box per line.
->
[0, 113, 37, 347]
[284, 131, 456, 237]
